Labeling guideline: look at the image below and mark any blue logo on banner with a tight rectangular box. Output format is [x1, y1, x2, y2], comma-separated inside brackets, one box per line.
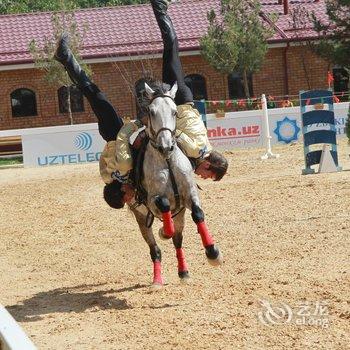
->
[274, 117, 300, 144]
[37, 131, 102, 166]
[74, 132, 93, 151]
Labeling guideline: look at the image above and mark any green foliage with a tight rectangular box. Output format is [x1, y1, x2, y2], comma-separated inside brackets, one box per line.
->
[200, 0, 276, 97]
[0, 0, 75, 14]
[0, 157, 23, 166]
[312, 0, 350, 68]
[312, 1, 350, 141]
[200, 9, 239, 74]
[0, 0, 147, 14]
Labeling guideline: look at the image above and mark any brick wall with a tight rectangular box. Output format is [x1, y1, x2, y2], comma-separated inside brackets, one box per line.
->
[0, 45, 329, 131]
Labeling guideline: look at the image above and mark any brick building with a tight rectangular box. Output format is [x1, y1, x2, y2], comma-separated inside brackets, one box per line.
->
[0, 0, 347, 131]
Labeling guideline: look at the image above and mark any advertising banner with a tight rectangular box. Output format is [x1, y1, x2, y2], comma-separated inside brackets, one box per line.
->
[207, 102, 349, 150]
[207, 113, 262, 150]
[21, 125, 105, 167]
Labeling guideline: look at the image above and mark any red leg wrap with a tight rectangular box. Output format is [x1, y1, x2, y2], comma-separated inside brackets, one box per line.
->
[153, 261, 163, 285]
[197, 221, 214, 247]
[176, 248, 188, 272]
[162, 211, 175, 238]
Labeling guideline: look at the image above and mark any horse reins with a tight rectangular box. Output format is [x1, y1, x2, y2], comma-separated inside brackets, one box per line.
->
[166, 158, 181, 213]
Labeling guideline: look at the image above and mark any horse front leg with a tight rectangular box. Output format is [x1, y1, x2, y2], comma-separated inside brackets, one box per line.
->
[154, 195, 175, 239]
[171, 209, 190, 281]
[132, 209, 164, 287]
[191, 202, 223, 267]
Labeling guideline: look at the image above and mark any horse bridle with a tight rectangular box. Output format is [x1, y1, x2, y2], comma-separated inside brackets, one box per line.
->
[147, 94, 177, 151]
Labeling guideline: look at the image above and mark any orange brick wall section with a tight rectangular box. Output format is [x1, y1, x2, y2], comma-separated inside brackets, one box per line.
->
[0, 46, 329, 131]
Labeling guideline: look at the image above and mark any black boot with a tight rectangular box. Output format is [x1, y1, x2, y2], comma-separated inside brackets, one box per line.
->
[54, 33, 91, 89]
[151, 0, 170, 15]
[150, 0, 177, 48]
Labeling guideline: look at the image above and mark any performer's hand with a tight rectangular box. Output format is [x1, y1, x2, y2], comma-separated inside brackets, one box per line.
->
[121, 184, 135, 203]
[133, 131, 146, 150]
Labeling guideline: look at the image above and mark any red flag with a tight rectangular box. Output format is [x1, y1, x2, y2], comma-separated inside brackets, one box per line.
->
[327, 71, 334, 87]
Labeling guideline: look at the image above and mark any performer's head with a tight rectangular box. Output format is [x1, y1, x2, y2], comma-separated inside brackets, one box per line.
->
[195, 151, 228, 181]
[103, 181, 125, 209]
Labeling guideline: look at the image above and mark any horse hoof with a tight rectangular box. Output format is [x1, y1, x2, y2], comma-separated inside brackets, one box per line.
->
[158, 228, 172, 240]
[178, 271, 191, 284]
[178, 270, 190, 279]
[150, 282, 163, 291]
[207, 250, 223, 266]
[205, 245, 223, 267]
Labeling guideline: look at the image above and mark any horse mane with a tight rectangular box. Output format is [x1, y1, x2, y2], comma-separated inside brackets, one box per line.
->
[135, 77, 170, 95]
[135, 77, 171, 119]
[112, 58, 171, 118]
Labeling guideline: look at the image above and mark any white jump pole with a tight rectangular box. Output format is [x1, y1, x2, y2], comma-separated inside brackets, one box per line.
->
[0, 305, 37, 350]
[261, 94, 279, 160]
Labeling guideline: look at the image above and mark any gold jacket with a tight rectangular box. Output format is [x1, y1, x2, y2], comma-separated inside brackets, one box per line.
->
[99, 121, 141, 184]
[175, 104, 212, 158]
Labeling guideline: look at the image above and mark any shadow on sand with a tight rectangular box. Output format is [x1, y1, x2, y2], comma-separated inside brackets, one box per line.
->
[6, 283, 146, 322]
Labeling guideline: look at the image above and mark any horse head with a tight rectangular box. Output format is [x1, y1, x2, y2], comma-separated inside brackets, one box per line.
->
[144, 82, 178, 159]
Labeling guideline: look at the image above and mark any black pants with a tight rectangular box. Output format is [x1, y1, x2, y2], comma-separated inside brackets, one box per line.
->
[82, 83, 123, 142]
[154, 6, 193, 105]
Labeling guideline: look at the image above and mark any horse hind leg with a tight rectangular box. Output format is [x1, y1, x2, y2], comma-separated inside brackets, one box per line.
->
[150, 245, 164, 287]
[155, 195, 175, 239]
[191, 204, 223, 266]
[175, 244, 190, 282]
[132, 209, 164, 287]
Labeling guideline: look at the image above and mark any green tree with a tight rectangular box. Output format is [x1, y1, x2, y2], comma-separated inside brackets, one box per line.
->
[312, 1, 350, 140]
[200, 0, 275, 98]
[29, 9, 90, 124]
[0, 0, 147, 14]
[0, 0, 75, 14]
[312, 0, 350, 69]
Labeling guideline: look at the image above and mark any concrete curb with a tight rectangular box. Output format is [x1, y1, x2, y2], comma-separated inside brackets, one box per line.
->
[0, 305, 37, 350]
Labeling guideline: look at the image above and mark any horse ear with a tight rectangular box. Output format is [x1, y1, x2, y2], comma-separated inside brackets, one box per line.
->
[144, 83, 155, 98]
[169, 82, 178, 99]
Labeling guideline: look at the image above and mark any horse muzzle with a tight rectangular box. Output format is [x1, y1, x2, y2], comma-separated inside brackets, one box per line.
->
[157, 144, 175, 159]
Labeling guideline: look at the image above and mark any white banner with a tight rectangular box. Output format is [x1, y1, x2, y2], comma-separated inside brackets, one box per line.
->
[207, 102, 349, 150]
[21, 124, 105, 167]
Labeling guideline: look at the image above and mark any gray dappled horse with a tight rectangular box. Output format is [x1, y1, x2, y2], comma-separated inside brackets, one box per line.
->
[130, 82, 223, 287]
